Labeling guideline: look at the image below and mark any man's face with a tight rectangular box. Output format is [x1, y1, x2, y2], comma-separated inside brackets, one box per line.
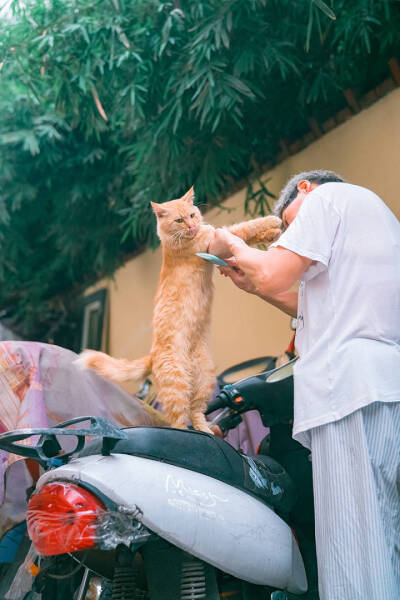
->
[281, 180, 319, 230]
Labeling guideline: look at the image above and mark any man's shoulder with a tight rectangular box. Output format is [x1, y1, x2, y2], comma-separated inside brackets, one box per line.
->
[316, 182, 399, 231]
[315, 181, 383, 211]
[317, 181, 372, 197]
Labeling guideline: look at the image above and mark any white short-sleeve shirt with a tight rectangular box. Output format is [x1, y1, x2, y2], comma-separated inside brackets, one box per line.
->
[271, 182, 400, 448]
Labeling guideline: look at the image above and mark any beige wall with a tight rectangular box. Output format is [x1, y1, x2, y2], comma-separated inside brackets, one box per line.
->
[87, 88, 400, 382]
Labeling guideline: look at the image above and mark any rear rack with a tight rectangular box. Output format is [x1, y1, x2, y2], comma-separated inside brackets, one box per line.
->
[0, 416, 127, 467]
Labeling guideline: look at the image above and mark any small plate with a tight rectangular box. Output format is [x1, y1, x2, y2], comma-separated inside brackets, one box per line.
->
[196, 253, 231, 268]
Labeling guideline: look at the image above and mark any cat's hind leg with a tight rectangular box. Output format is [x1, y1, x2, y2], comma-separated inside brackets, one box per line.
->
[190, 342, 216, 434]
[152, 354, 193, 430]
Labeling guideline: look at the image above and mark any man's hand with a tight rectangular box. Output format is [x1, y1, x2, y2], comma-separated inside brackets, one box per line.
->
[208, 228, 246, 259]
[220, 257, 299, 316]
[219, 258, 258, 295]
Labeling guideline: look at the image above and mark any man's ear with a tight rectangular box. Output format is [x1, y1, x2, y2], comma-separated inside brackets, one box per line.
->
[150, 201, 168, 218]
[297, 179, 313, 194]
[181, 186, 195, 204]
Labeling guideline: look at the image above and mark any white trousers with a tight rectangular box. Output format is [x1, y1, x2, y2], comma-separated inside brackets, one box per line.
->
[310, 401, 400, 600]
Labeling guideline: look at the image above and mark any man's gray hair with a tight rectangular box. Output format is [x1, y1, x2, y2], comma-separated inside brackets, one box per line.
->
[273, 169, 345, 217]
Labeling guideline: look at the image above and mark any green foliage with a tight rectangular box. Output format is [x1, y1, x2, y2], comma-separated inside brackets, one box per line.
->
[245, 177, 276, 218]
[0, 0, 399, 345]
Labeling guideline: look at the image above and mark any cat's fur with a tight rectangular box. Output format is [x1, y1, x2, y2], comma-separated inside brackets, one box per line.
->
[78, 187, 281, 433]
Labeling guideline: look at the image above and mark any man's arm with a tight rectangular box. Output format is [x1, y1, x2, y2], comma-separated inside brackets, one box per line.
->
[209, 228, 311, 297]
[219, 264, 299, 317]
[259, 290, 299, 317]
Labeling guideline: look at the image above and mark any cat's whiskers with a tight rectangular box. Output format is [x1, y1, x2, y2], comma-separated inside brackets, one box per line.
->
[174, 230, 184, 241]
[171, 230, 185, 248]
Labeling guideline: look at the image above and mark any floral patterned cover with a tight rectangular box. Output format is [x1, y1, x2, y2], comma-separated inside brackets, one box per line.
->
[0, 341, 269, 538]
[0, 341, 161, 537]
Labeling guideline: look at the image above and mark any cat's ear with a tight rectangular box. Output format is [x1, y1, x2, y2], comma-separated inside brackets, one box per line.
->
[151, 201, 168, 218]
[181, 186, 195, 204]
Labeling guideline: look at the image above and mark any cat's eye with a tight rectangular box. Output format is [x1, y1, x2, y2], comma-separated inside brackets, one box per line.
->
[175, 218, 184, 223]
[190, 213, 195, 218]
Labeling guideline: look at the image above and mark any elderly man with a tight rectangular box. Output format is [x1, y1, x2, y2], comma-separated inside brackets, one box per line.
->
[209, 170, 400, 600]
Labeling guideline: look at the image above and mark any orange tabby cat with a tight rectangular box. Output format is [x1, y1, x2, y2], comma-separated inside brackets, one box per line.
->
[78, 187, 281, 433]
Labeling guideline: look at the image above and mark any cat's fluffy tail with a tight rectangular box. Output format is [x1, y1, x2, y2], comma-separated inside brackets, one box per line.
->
[76, 350, 152, 383]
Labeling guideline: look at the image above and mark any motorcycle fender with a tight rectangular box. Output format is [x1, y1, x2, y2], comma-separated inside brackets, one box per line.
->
[38, 454, 307, 594]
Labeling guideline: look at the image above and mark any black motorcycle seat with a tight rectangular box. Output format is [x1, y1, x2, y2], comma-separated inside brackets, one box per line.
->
[80, 426, 296, 513]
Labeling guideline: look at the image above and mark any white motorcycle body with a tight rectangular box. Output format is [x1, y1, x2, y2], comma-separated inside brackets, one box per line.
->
[39, 452, 307, 594]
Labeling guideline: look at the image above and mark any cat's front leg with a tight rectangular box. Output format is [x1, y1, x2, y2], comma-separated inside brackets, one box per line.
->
[195, 227, 215, 254]
[226, 215, 282, 246]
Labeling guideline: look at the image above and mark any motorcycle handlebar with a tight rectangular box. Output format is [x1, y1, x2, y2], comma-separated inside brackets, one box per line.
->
[207, 357, 297, 429]
[206, 388, 237, 414]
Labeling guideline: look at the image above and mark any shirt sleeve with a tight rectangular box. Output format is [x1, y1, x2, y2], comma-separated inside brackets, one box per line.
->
[270, 189, 341, 280]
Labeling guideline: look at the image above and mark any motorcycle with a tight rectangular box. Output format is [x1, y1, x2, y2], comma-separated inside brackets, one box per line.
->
[0, 355, 318, 600]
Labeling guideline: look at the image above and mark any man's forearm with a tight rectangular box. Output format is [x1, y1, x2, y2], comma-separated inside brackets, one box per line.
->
[256, 290, 298, 317]
[230, 243, 307, 297]
[209, 228, 310, 301]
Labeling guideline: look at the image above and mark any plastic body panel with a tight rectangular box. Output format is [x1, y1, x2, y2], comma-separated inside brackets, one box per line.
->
[38, 454, 307, 593]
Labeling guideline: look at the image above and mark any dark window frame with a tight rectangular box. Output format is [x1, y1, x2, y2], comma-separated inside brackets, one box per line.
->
[80, 288, 108, 352]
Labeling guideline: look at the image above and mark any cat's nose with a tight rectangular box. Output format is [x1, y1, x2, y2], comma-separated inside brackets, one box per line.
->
[188, 226, 196, 234]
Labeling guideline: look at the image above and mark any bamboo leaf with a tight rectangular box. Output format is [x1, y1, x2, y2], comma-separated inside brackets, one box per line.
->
[312, 0, 336, 21]
[91, 87, 108, 121]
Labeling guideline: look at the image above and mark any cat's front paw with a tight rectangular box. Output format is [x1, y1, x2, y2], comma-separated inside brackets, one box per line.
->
[266, 227, 282, 242]
[265, 215, 282, 229]
[257, 227, 282, 244]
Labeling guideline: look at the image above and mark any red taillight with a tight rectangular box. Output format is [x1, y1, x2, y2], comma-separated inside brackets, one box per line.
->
[27, 482, 105, 556]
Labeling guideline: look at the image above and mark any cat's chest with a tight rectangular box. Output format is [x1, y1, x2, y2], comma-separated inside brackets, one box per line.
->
[193, 266, 213, 296]
[158, 263, 213, 299]
[177, 264, 213, 292]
